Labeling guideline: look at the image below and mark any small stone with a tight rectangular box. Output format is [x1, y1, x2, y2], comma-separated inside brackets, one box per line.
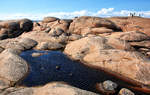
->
[32, 53, 43, 57]
[118, 88, 135, 95]
[102, 80, 118, 91]
[56, 66, 61, 70]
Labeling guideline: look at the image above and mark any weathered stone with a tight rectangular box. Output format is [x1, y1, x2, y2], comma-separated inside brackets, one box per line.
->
[47, 19, 71, 32]
[83, 49, 150, 85]
[64, 35, 150, 86]
[1, 87, 33, 95]
[2, 48, 21, 55]
[91, 27, 114, 34]
[0, 20, 20, 30]
[0, 49, 29, 84]
[65, 36, 111, 60]
[68, 34, 82, 41]
[0, 78, 10, 90]
[69, 16, 119, 34]
[106, 37, 134, 51]
[49, 28, 64, 37]
[102, 80, 118, 91]
[130, 41, 150, 49]
[20, 31, 68, 44]
[64, 36, 133, 60]
[43, 17, 59, 23]
[19, 38, 37, 50]
[0, 82, 100, 95]
[19, 19, 33, 32]
[33, 82, 99, 95]
[0, 19, 33, 39]
[108, 31, 150, 42]
[118, 88, 135, 95]
[36, 42, 64, 50]
[108, 17, 150, 36]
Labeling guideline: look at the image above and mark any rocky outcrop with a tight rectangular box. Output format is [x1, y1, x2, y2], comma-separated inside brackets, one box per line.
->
[20, 30, 68, 44]
[69, 16, 120, 35]
[0, 19, 33, 40]
[107, 31, 150, 57]
[38, 17, 72, 32]
[0, 49, 29, 89]
[18, 38, 38, 50]
[33, 82, 99, 95]
[64, 36, 150, 86]
[107, 31, 150, 42]
[36, 42, 64, 50]
[64, 36, 133, 60]
[1, 82, 99, 95]
[108, 17, 150, 36]
[19, 19, 33, 32]
[43, 17, 59, 23]
[0, 38, 37, 52]
[47, 19, 72, 32]
[1, 16, 150, 95]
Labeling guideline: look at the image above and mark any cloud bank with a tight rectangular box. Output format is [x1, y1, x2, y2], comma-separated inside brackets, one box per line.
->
[0, 8, 150, 20]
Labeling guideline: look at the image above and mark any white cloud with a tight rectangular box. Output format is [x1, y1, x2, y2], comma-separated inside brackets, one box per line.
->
[97, 8, 114, 14]
[0, 8, 150, 20]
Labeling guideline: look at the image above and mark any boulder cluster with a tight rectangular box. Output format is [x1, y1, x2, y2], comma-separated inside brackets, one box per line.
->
[0, 16, 150, 95]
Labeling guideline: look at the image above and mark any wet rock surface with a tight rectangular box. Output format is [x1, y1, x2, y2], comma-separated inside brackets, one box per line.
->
[118, 88, 135, 95]
[69, 16, 120, 35]
[102, 80, 118, 91]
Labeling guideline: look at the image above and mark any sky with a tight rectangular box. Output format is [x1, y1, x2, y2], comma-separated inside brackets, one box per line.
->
[0, 0, 150, 20]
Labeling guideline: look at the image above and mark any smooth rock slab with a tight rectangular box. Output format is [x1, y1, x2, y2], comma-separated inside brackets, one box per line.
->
[19, 38, 38, 50]
[83, 49, 150, 85]
[64, 36, 133, 60]
[64, 36, 150, 86]
[69, 16, 119, 35]
[107, 31, 150, 42]
[1, 82, 99, 95]
[36, 42, 64, 50]
[33, 82, 100, 95]
[0, 49, 29, 84]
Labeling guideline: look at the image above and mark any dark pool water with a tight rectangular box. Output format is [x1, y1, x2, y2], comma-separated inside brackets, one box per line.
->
[20, 50, 147, 94]
[20, 50, 113, 91]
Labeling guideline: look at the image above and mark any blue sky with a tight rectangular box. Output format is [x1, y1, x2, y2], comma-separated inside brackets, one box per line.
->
[0, 0, 150, 20]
